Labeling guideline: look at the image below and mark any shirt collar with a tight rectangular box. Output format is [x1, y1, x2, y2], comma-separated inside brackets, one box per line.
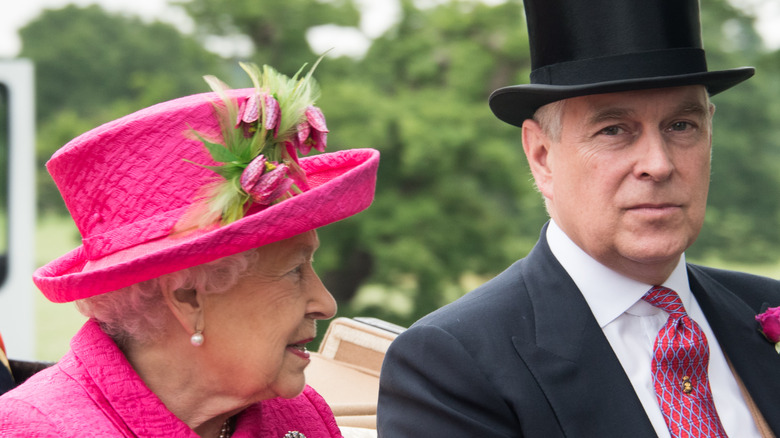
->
[546, 220, 692, 327]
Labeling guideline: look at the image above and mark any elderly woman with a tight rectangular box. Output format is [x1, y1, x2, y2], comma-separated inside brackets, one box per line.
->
[0, 62, 379, 437]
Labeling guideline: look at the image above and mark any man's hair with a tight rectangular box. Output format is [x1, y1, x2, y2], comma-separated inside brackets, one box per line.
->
[532, 99, 566, 143]
[75, 249, 259, 346]
[528, 99, 566, 206]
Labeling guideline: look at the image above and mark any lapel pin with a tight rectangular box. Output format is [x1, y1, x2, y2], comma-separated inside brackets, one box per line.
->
[682, 376, 694, 394]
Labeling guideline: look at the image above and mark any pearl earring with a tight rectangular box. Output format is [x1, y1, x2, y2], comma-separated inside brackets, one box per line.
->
[190, 330, 204, 347]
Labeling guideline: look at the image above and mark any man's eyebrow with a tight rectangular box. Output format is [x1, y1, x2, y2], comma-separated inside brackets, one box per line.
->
[585, 100, 709, 126]
[674, 101, 709, 118]
[586, 107, 633, 126]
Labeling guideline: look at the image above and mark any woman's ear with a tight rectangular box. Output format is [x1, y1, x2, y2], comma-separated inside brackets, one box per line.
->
[162, 287, 204, 336]
[522, 119, 554, 199]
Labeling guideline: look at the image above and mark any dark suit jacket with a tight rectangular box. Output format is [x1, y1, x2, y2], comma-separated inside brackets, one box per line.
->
[0, 365, 11, 396]
[377, 227, 780, 437]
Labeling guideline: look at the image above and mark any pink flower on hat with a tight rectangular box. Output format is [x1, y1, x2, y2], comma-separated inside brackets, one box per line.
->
[290, 106, 328, 155]
[182, 59, 332, 228]
[756, 306, 780, 353]
[240, 155, 293, 205]
[235, 92, 281, 138]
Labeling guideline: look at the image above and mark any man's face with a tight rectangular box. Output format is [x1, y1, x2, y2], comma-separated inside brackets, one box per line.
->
[525, 86, 713, 284]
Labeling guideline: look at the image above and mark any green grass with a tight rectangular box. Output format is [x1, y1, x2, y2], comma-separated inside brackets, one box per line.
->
[34, 214, 86, 361]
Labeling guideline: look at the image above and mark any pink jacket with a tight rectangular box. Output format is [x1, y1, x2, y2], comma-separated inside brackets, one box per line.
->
[0, 320, 344, 437]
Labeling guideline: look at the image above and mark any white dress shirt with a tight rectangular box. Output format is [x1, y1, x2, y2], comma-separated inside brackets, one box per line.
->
[546, 220, 760, 438]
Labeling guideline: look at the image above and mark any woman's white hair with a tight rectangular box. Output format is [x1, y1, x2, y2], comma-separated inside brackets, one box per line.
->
[75, 249, 258, 346]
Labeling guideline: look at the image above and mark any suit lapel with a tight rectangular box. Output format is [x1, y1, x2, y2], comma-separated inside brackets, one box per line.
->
[689, 267, 780, 434]
[510, 232, 657, 437]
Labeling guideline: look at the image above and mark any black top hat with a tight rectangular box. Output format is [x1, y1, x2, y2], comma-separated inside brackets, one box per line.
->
[489, 0, 755, 127]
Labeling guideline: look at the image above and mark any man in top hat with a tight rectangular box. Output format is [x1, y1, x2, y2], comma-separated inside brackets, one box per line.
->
[377, 0, 780, 436]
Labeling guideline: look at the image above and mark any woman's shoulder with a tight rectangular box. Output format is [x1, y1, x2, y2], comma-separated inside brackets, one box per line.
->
[0, 362, 91, 436]
[0, 355, 97, 410]
[1, 362, 73, 404]
[0, 395, 61, 437]
[0, 356, 141, 437]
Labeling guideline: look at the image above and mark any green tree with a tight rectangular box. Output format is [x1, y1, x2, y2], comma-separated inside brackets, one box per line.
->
[19, 4, 225, 214]
[178, 0, 361, 75]
[314, 0, 548, 323]
[692, 0, 780, 262]
[0, 85, 8, 215]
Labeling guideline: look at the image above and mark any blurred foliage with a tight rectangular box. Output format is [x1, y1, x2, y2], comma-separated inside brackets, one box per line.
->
[696, 0, 780, 262]
[18, 4, 225, 214]
[0, 84, 7, 212]
[0, 82, 8, 263]
[178, 0, 360, 74]
[16, 0, 780, 328]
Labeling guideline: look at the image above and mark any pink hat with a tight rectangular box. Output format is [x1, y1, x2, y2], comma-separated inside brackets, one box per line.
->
[33, 65, 379, 303]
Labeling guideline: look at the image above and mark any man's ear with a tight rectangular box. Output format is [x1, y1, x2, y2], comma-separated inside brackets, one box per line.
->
[162, 287, 204, 335]
[522, 119, 554, 199]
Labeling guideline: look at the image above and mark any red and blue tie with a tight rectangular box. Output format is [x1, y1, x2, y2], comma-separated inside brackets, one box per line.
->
[642, 286, 728, 438]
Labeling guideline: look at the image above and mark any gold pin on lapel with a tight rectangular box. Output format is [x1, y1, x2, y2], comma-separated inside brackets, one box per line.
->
[682, 376, 693, 394]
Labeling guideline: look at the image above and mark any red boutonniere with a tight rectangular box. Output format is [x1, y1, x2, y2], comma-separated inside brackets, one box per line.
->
[756, 306, 780, 354]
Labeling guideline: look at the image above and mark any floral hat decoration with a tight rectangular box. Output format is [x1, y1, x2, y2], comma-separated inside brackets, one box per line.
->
[33, 60, 379, 303]
[176, 60, 331, 230]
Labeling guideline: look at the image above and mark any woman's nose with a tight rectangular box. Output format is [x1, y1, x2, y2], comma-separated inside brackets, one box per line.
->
[306, 273, 337, 320]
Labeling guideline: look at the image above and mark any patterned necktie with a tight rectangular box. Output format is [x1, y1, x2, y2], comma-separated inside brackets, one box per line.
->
[642, 286, 728, 438]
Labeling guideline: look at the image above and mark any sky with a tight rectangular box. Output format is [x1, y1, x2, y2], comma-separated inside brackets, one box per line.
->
[2, 0, 780, 59]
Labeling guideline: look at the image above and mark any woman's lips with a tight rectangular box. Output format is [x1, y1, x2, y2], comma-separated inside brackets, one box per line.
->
[287, 339, 313, 360]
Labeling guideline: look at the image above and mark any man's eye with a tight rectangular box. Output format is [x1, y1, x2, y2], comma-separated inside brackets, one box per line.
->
[599, 126, 622, 136]
[669, 121, 691, 131]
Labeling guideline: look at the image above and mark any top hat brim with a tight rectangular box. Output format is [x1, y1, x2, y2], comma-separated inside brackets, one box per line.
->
[489, 67, 755, 128]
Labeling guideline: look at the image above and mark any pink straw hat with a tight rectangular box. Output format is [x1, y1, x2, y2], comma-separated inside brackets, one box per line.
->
[33, 66, 379, 303]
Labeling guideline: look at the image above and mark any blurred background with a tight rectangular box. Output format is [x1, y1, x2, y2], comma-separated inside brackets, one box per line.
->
[1, 0, 779, 361]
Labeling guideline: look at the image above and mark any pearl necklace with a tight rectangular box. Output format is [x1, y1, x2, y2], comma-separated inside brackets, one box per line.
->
[218, 418, 231, 438]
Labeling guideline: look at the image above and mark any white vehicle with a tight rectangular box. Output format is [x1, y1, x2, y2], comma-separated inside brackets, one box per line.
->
[0, 59, 36, 361]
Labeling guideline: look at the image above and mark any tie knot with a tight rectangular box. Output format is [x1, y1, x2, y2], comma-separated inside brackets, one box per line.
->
[642, 286, 687, 317]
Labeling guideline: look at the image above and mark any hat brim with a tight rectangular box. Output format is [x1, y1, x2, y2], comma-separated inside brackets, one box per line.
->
[489, 67, 755, 127]
[34, 148, 380, 303]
